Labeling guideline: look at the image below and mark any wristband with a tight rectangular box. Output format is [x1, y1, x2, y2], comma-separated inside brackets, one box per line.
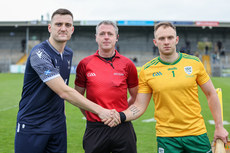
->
[119, 112, 126, 123]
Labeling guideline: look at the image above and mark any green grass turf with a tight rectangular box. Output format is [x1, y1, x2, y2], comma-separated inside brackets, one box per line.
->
[0, 73, 229, 153]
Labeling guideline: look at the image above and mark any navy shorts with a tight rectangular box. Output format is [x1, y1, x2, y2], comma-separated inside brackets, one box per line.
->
[83, 121, 137, 153]
[15, 131, 67, 153]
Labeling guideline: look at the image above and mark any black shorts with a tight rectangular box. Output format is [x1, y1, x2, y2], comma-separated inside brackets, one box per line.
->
[83, 121, 137, 153]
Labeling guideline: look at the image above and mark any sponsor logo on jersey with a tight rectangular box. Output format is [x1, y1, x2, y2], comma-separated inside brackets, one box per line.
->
[36, 50, 42, 58]
[113, 73, 124, 76]
[153, 72, 162, 77]
[168, 67, 177, 71]
[55, 65, 60, 71]
[159, 147, 164, 153]
[184, 66, 192, 75]
[87, 72, 96, 77]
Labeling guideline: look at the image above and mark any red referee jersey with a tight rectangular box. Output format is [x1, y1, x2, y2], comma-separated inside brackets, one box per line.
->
[75, 50, 138, 122]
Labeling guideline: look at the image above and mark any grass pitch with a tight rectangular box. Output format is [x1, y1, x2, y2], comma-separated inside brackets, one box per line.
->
[0, 73, 229, 153]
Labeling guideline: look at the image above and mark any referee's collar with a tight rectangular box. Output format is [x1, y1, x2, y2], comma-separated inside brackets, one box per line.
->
[94, 50, 121, 58]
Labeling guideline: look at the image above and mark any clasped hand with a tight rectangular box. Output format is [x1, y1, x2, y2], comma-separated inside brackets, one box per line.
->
[98, 109, 121, 127]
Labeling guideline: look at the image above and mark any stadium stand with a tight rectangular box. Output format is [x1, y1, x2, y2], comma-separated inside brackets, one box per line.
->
[0, 21, 230, 76]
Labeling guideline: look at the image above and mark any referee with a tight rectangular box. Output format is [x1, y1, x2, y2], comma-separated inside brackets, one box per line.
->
[75, 20, 139, 153]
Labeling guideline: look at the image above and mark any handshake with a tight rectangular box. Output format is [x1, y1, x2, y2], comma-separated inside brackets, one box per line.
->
[98, 109, 126, 127]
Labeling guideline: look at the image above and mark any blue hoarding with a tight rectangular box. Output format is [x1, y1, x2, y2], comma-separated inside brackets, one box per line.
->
[117, 20, 154, 26]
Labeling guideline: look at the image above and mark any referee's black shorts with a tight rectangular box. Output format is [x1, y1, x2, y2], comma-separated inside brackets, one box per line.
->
[83, 121, 137, 153]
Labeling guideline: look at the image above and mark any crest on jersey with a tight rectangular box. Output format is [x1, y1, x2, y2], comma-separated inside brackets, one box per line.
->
[184, 66, 192, 75]
[87, 72, 96, 77]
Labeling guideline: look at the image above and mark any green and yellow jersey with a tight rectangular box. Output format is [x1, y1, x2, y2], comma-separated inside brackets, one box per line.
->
[139, 53, 210, 137]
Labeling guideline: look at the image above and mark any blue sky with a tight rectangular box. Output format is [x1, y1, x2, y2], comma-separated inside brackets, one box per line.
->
[1, 0, 230, 22]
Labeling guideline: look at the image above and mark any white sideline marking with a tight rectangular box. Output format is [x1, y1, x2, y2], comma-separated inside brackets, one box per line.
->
[0, 105, 17, 112]
[142, 118, 156, 123]
[208, 120, 230, 125]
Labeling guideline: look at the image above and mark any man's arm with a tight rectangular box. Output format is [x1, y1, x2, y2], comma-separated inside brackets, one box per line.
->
[75, 85, 87, 117]
[124, 93, 152, 121]
[127, 86, 138, 106]
[103, 93, 151, 126]
[200, 80, 229, 143]
[46, 76, 117, 124]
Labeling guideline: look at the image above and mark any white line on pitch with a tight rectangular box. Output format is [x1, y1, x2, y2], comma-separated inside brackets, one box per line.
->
[208, 120, 230, 125]
[142, 118, 156, 122]
[0, 105, 17, 112]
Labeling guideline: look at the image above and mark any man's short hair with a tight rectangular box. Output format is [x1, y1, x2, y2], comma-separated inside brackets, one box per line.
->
[51, 8, 73, 20]
[154, 22, 176, 36]
[96, 20, 119, 36]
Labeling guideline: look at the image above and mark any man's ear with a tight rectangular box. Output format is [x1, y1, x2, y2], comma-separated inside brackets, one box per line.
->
[95, 34, 98, 43]
[48, 24, 51, 33]
[176, 36, 179, 45]
[153, 39, 157, 47]
[116, 34, 119, 41]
